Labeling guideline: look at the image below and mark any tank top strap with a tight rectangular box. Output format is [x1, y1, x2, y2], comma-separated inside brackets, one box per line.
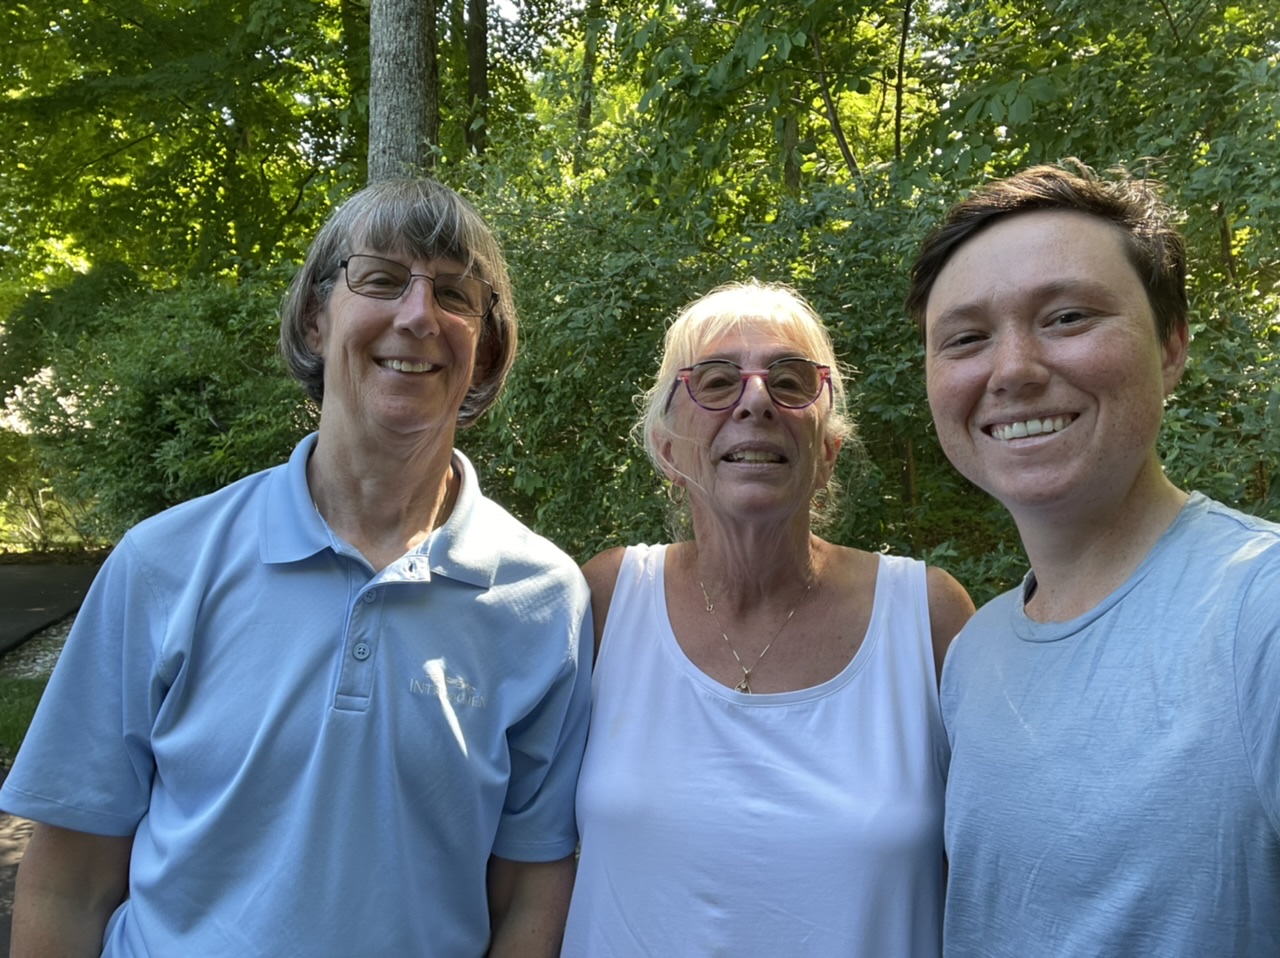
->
[593, 543, 667, 681]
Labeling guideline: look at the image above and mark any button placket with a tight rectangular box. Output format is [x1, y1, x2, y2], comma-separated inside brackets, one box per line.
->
[334, 584, 381, 709]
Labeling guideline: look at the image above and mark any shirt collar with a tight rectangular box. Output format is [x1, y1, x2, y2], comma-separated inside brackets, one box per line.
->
[422, 447, 498, 589]
[259, 433, 498, 590]
[260, 433, 330, 564]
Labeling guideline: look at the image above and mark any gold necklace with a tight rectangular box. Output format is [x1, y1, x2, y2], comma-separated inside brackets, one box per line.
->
[697, 575, 813, 694]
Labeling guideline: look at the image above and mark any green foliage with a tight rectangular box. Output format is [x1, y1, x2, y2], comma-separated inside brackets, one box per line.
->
[608, 0, 912, 220]
[0, 677, 49, 766]
[470, 176, 718, 559]
[13, 273, 314, 540]
[0, 429, 95, 551]
[1, 0, 1277, 608]
[1163, 289, 1280, 517]
[0, 0, 356, 279]
[0, 262, 143, 401]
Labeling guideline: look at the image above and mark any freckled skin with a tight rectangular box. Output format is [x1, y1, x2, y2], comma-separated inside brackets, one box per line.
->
[922, 211, 1186, 526]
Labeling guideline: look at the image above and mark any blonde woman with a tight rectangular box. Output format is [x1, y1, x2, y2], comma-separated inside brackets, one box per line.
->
[561, 281, 973, 957]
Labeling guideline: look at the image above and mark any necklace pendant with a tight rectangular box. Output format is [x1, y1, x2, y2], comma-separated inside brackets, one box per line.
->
[699, 573, 815, 698]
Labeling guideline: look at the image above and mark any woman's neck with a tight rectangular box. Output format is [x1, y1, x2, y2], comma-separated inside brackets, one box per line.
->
[1016, 470, 1188, 622]
[307, 432, 460, 572]
[685, 516, 818, 611]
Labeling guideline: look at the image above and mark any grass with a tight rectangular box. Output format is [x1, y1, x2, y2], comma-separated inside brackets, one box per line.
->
[0, 677, 49, 768]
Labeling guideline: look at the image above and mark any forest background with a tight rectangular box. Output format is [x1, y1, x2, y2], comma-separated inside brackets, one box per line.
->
[1, 0, 1277, 604]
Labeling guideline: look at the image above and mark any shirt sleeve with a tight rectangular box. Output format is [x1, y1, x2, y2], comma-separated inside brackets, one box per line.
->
[491, 580, 593, 862]
[0, 536, 164, 835]
[1234, 548, 1280, 837]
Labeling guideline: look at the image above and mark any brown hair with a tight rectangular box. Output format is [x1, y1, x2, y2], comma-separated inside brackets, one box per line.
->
[906, 160, 1187, 344]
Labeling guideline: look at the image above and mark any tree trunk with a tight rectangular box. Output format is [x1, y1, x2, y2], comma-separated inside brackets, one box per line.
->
[424, 0, 439, 163]
[368, 0, 430, 180]
[572, 0, 602, 176]
[811, 32, 859, 178]
[1217, 201, 1237, 285]
[465, 0, 488, 155]
[782, 105, 800, 194]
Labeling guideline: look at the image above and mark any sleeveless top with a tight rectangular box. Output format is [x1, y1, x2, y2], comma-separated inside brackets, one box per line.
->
[561, 544, 947, 957]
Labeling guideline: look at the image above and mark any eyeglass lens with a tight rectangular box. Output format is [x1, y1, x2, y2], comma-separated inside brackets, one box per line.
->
[687, 360, 825, 410]
[344, 254, 492, 316]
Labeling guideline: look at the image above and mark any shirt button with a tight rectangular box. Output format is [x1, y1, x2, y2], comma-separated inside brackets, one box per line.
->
[353, 642, 371, 661]
[362, 590, 377, 604]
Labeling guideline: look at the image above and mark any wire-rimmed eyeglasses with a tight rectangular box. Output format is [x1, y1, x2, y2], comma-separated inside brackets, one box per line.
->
[339, 254, 497, 317]
[665, 358, 833, 412]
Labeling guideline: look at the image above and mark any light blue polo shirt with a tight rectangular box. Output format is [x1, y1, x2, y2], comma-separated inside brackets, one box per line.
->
[1, 434, 592, 957]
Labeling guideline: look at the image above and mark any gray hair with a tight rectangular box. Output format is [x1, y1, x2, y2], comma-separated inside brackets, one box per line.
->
[279, 178, 517, 427]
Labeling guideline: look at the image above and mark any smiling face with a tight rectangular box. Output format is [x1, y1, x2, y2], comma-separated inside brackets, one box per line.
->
[923, 210, 1187, 521]
[659, 323, 840, 527]
[307, 249, 484, 450]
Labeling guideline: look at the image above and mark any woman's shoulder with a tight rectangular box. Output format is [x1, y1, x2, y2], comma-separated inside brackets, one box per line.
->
[814, 539, 880, 580]
[922, 565, 975, 681]
[816, 540, 974, 680]
[819, 540, 969, 601]
[582, 544, 671, 658]
[583, 542, 676, 590]
[582, 546, 629, 600]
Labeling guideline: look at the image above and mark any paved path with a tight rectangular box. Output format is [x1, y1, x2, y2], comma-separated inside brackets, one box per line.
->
[0, 560, 102, 955]
[0, 563, 100, 655]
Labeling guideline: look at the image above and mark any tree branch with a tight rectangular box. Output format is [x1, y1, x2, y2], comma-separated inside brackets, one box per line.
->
[810, 32, 860, 177]
[895, 0, 913, 164]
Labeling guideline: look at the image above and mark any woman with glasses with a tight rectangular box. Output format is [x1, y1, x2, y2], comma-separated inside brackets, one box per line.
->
[3, 179, 590, 957]
[560, 280, 974, 957]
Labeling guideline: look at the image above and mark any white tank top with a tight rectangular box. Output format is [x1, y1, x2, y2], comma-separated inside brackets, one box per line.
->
[562, 544, 947, 958]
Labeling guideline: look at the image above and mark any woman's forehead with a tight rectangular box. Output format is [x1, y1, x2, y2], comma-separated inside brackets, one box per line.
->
[691, 318, 811, 360]
[349, 242, 468, 272]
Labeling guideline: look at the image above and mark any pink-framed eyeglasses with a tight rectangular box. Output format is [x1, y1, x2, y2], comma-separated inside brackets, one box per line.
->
[665, 358, 833, 412]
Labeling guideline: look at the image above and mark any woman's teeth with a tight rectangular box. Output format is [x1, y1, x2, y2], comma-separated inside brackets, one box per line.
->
[380, 359, 435, 373]
[991, 416, 1071, 441]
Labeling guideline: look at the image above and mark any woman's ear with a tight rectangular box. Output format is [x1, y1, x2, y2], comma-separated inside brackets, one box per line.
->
[1161, 323, 1189, 397]
[304, 300, 326, 354]
[655, 432, 683, 485]
[816, 433, 842, 487]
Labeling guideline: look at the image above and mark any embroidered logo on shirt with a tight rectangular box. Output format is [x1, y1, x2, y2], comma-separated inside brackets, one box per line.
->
[412, 658, 485, 755]
[409, 658, 487, 708]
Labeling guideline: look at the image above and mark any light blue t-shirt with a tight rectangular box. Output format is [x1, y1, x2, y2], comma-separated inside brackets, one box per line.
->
[1, 434, 592, 957]
[941, 493, 1280, 957]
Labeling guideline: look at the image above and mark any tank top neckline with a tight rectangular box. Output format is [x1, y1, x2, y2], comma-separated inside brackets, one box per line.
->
[646, 543, 887, 706]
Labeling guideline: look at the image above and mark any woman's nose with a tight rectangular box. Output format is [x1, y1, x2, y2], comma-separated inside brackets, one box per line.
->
[394, 276, 441, 336]
[733, 373, 776, 418]
[988, 327, 1048, 394]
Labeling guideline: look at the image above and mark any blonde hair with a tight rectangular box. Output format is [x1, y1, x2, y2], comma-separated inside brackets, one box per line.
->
[637, 280, 857, 532]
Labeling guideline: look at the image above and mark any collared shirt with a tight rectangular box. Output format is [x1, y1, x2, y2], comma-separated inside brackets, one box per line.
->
[2, 433, 592, 957]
